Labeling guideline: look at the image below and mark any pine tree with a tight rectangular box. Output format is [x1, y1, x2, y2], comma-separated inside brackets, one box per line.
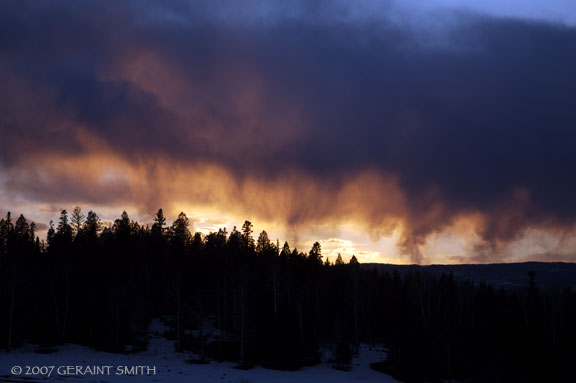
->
[308, 241, 322, 265]
[151, 209, 166, 239]
[46, 220, 55, 247]
[113, 211, 132, 240]
[53, 210, 73, 248]
[280, 241, 291, 263]
[191, 232, 204, 255]
[241, 221, 254, 251]
[170, 212, 191, 352]
[83, 211, 102, 240]
[71, 206, 85, 237]
[14, 215, 30, 243]
[290, 248, 301, 264]
[170, 212, 191, 248]
[256, 230, 275, 257]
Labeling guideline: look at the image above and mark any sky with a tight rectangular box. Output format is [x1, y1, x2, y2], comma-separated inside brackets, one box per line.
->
[2, 0, 576, 264]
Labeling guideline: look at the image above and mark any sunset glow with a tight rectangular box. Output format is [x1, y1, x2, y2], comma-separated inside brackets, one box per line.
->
[2, 0, 576, 263]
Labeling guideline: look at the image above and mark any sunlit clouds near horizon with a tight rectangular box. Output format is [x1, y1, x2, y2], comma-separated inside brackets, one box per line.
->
[2, 0, 576, 264]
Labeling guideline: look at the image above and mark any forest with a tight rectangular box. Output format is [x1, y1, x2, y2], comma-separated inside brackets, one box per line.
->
[1, 208, 576, 383]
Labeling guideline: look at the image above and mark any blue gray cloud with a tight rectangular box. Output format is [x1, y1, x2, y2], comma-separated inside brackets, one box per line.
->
[2, 0, 576, 261]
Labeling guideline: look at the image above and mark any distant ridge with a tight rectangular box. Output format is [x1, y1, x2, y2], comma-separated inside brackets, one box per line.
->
[363, 261, 576, 290]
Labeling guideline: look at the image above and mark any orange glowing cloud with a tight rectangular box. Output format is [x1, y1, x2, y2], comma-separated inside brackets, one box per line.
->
[3, 1, 576, 263]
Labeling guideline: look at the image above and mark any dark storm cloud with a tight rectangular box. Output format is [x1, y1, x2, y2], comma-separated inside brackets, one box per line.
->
[2, 0, 576, 260]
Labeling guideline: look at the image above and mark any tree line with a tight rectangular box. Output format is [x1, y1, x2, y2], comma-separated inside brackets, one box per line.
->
[1, 208, 576, 382]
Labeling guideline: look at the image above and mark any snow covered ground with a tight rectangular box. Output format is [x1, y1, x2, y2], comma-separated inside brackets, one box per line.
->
[0, 322, 398, 382]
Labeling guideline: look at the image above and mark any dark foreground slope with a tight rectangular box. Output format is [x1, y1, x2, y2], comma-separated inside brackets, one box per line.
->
[2, 211, 576, 382]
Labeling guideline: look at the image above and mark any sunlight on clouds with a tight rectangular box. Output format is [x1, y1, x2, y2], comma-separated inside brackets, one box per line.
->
[0, 151, 412, 262]
[2, 152, 575, 264]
